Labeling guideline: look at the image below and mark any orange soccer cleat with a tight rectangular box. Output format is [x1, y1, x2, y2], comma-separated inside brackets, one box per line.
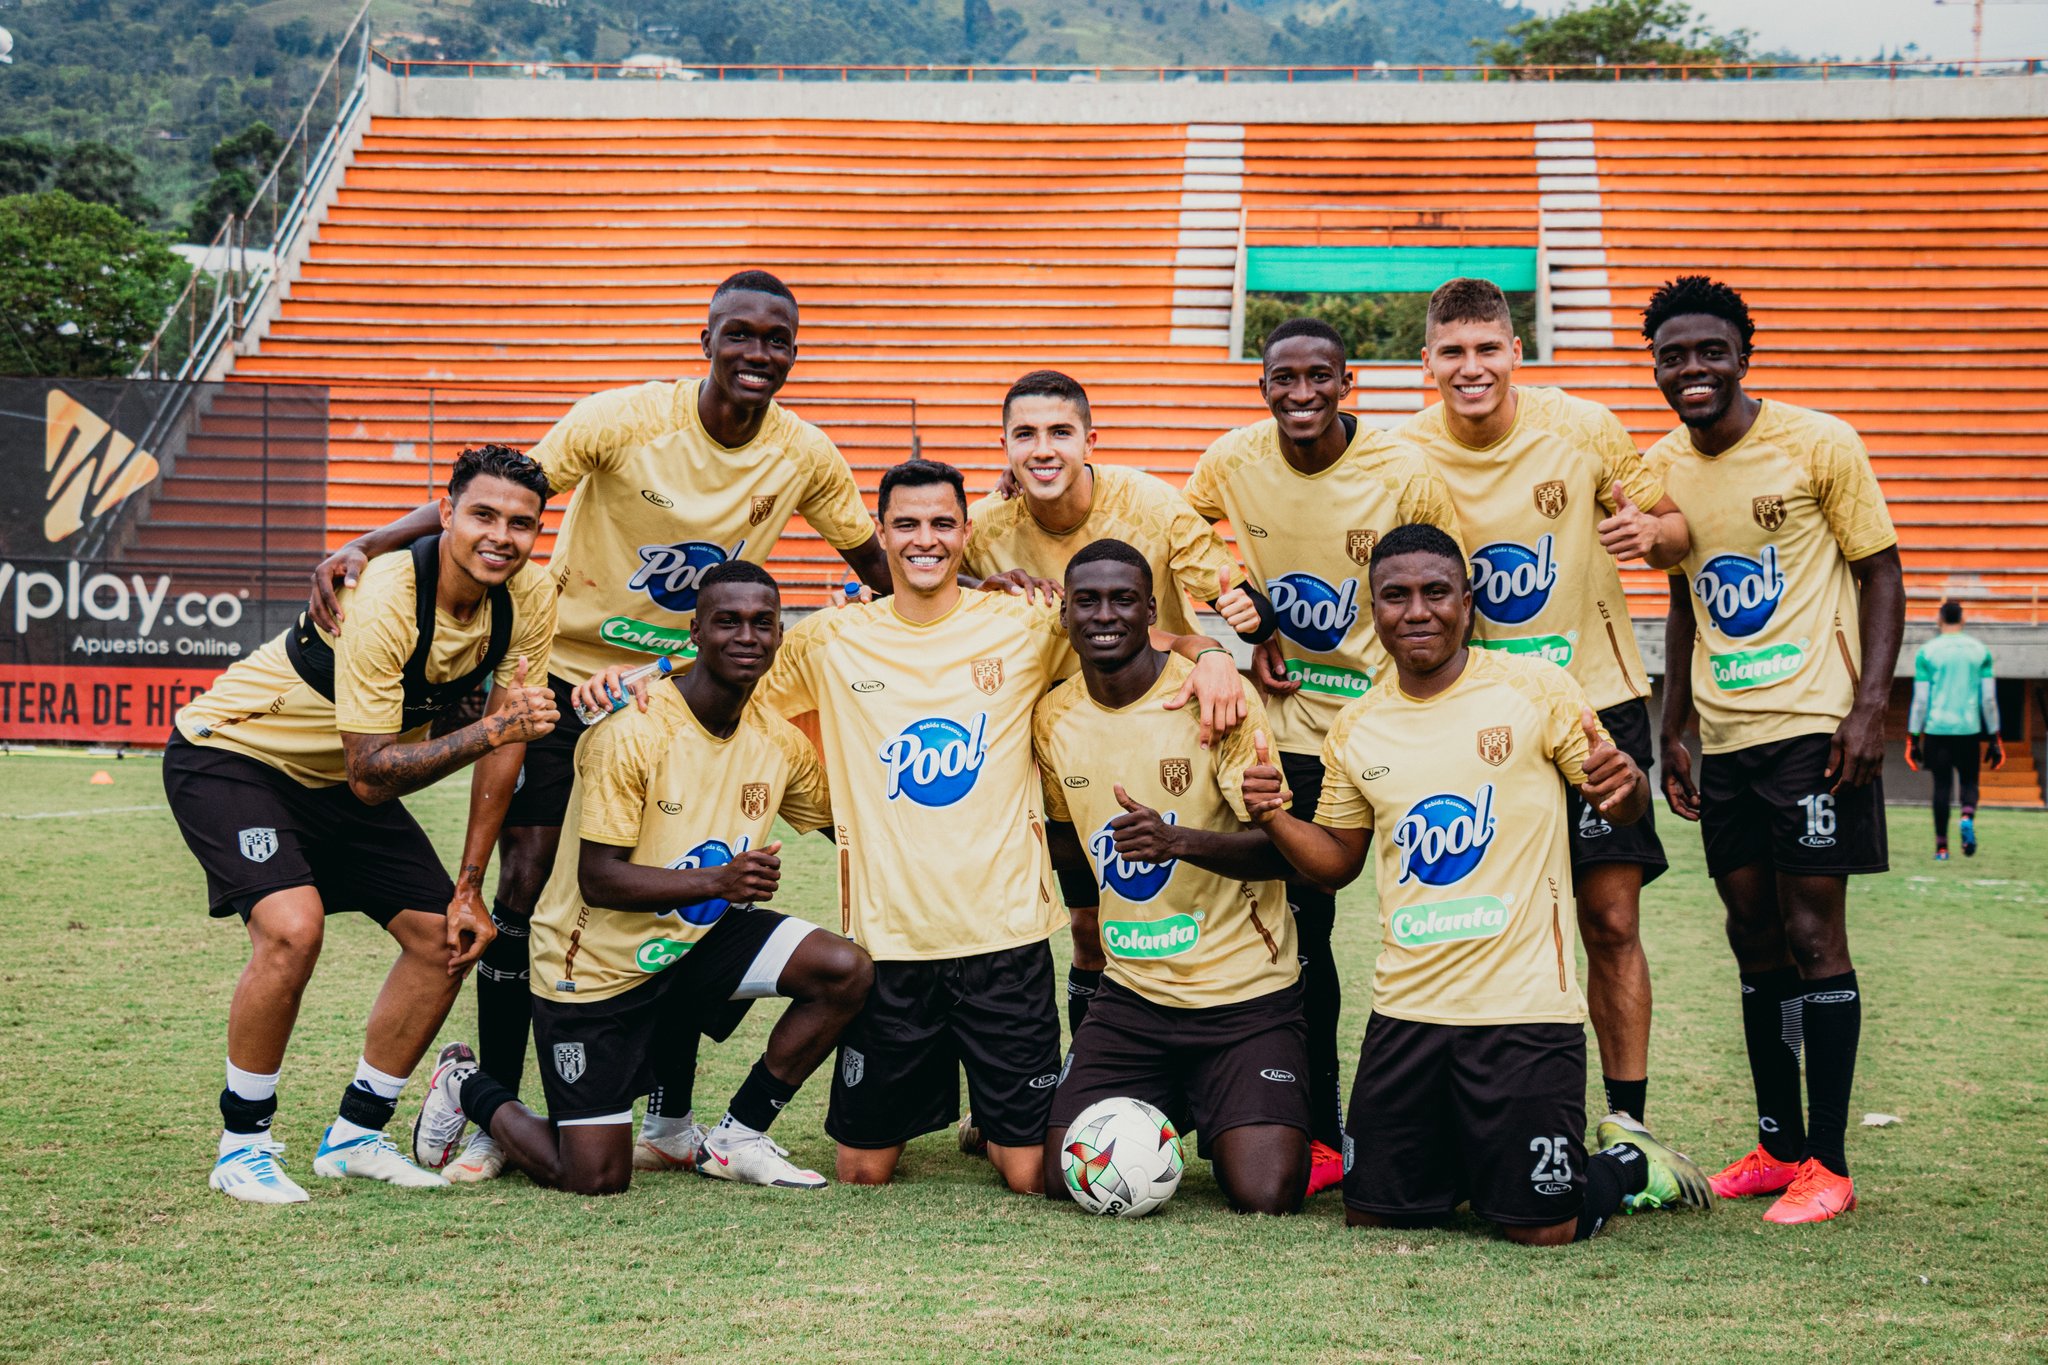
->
[1761, 1159, 1857, 1224]
[1708, 1144, 1802, 1200]
[1307, 1139, 1346, 1197]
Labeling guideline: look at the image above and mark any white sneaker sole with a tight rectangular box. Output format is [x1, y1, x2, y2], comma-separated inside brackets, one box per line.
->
[209, 1171, 309, 1204]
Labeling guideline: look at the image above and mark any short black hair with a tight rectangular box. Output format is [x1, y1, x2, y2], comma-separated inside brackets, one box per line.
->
[695, 560, 780, 613]
[1368, 522, 1468, 586]
[1940, 599, 1964, 625]
[448, 443, 550, 507]
[877, 457, 967, 520]
[1067, 537, 1152, 592]
[1003, 369, 1091, 429]
[1427, 277, 1513, 335]
[1641, 275, 1755, 356]
[1262, 318, 1347, 365]
[711, 269, 798, 315]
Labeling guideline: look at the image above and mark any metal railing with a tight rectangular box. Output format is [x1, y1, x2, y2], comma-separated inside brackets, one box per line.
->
[1245, 207, 1540, 249]
[371, 51, 2046, 84]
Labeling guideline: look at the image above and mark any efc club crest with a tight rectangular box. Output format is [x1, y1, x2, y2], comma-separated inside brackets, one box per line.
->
[740, 782, 770, 820]
[238, 827, 278, 863]
[749, 494, 776, 526]
[971, 657, 1004, 695]
[1345, 529, 1378, 566]
[553, 1042, 586, 1084]
[1753, 495, 1786, 531]
[1534, 480, 1568, 519]
[1477, 726, 1514, 767]
[1159, 758, 1192, 797]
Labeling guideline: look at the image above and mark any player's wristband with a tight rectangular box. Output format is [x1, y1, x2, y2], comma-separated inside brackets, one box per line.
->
[1193, 647, 1231, 662]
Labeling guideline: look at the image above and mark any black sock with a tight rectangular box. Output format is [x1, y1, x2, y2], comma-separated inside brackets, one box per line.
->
[458, 1070, 518, 1136]
[646, 1030, 703, 1119]
[1574, 1144, 1651, 1241]
[1603, 1077, 1648, 1123]
[1738, 967, 1807, 1162]
[476, 900, 531, 1093]
[219, 1087, 277, 1138]
[1799, 971, 1861, 1177]
[726, 1058, 800, 1133]
[337, 1081, 398, 1132]
[1066, 967, 1102, 1035]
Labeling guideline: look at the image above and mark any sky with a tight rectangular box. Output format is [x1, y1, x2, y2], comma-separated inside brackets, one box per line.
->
[1528, 0, 2048, 62]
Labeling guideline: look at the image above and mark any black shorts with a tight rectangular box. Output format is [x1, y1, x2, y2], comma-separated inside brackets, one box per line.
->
[1567, 698, 1667, 885]
[529, 907, 799, 1122]
[1048, 977, 1310, 1159]
[1700, 731, 1889, 879]
[1344, 1012, 1588, 1228]
[502, 676, 586, 829]
[827, 939, 1062, 1150]
[162, 732, 452, 925]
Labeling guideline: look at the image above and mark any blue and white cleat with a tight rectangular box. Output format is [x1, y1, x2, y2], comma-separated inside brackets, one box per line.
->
[1960, 814, 1977, 857]
[210, 1139, 310, 1205]
[312, 1124, 448, 1188]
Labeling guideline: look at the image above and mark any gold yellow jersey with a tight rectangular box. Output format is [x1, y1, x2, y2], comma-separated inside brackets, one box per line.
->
[755, 592, 1076, 961]
[1185, 417, 1462, 756]
[1315, 648, 1601, 1027]
[1644, 401, 1897, 754]
[1398, 387, 1663, 711]
[965, 464, 1248, 639]
[1034, 655, 1295, 1010]
[175, 550, 554, 788]
[530, 379, 876, 685]
[527, 686, 832, 1005]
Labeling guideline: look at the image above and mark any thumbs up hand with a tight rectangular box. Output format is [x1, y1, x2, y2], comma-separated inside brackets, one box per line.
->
[1241, 729, 1292, 824]
[1576, 705, 1638, 814]
[1597, 479, 1659, 563]
[1108, 783, 1182, 863]
[1213, 567, 1262, 636]
[490, 656, 560, 746]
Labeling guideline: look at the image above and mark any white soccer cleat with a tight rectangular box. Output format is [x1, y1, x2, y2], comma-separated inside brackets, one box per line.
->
[633, 1121, 710, 1173]
[411, 1042, 477, 1170]
[444, 1131, 507, 1184]
[696, 1125, 826, 1190]
[312, 1124, 449, 1188]
[209, 1140, 310, 1205]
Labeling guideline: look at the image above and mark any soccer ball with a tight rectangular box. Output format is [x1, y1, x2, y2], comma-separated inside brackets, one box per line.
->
[1060, 1096, 1185, 1217]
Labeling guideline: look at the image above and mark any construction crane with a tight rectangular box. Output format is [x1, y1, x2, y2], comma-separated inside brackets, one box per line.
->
[1933, 0, 2048, 68]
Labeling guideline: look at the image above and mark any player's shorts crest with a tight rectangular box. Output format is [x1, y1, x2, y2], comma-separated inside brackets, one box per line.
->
[1159, 757, 1192, 797]
[1345, 529, 1377, 566]
[841, 1047, 865, 1088]
[1753, 494, 1786, 531]
[970, 656, 1004, 695]
[739, 782, 770, 821]
[1477, 725, 1513, 767]
[238, 827, 278, 863]
[553, 1042, 586, 1084]
[1533, 480, 1568, 519]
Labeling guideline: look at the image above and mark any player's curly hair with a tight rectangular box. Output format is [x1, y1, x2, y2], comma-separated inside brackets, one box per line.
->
[447, 443, 551, 505]
[1368, 522, 1468, 587]
[695, 560, 780, 613]
[1067, 536, 1153, 591]
[1426, 277, 1513, 334]
[1640, 275, 1755, 355]
[1261, 317, 1347, 365]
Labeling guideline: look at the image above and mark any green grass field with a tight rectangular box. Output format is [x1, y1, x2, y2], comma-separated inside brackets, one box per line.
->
[2, 752, 2044, 1362]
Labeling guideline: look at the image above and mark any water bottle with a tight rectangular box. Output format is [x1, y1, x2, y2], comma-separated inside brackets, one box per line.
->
[573, 655, 681, 725]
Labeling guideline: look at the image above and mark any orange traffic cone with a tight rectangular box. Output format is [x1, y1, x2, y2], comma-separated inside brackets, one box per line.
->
[89, 771, 114, 785]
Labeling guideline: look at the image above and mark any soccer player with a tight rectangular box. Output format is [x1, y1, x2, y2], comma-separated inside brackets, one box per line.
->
[167, 444, 559, 1204]
[1908, 600, 2003, 860]
[410, 562, 874, 1193]
[308, 270, 890, 1180]
[1034, 539, 1309, 1215]
[1397, 276, 1691, 1133]
[1241, 523, 1712, 1244]
[755, 458, 1247, 1195]
[967, 367, 1278, 1038]
[1184, 317, 1463, 1194]
[1645, 275, 1905, 1224]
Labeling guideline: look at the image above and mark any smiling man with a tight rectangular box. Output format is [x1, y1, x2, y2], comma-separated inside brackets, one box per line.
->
[1185, 318, 1463, 1193]
[1643, 276, 1904, 1226]
[1240, 523, 1712, 1245]
[306, 271, 891, 1180]
[1032, 539, 1308, 1216]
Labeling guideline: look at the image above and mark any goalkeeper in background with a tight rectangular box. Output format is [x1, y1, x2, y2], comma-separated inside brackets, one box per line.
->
[1908, 600, 2003, 860]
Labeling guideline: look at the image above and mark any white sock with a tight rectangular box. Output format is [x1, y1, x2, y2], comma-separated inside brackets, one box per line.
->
[327, 1116, 384, 1145]
[641, 1110, 696, 1141]
[225, 1060, 280, 1104]
[352, 1056, 408, 1101]
[220, 1131, 266, 1158]
[714, 1112, 760, 1141]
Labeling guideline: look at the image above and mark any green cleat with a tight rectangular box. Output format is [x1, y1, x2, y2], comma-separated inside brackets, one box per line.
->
[1596, 1113, 1715, 1212]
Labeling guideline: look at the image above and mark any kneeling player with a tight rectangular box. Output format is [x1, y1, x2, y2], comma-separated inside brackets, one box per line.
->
[168, 445, 559, 1203]
[1244, 524, 1713, 1244]
[1035, 541, 1309, 1215]
[412, 563, 873, 1193]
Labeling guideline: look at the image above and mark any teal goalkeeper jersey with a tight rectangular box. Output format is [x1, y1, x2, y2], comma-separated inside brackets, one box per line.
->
[1912, 632, 1997, 736]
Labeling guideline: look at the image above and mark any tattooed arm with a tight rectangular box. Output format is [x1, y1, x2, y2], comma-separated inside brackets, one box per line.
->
[340, 656, 558, 807]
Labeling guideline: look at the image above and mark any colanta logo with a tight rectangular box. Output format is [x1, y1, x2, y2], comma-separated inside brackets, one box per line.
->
[1089, 814, 1178, 902]
[1393, 786, 1497, 887]
[1692, 544, 1785, 638]
[1470, 535, 1559, 626]
[44, 389, 160, 543]
[879, 713, 990, 806]
[1101, 913, 1201, 959]
[628, 538, 747, 613]
[661, 834, 750, 925]
[1267, 572, 1359, 654]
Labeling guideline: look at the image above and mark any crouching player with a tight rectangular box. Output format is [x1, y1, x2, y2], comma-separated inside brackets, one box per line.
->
[1034, 540, 1309, 1215]
[1243, 524, 1713, 1243]
[411, 562, 874, 1193]
[167, 444, 559, 1203]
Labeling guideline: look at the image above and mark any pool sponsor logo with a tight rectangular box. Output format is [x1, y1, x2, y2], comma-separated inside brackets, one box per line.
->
[661, 834, 750, 926]
[627, 537, 746, 614]
[1091, 814, 1179, 902]
[1268, 572, 1359, 654]
[1470, 535, 1559, 626]
[1393, 786, 1497, 887]
[1692, 544, 1785, 638]
[880, 713, 990, 806]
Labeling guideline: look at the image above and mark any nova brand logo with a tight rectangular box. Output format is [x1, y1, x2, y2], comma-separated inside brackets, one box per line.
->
[628, 538, 746, 613]
[1693, 544, 1785, 638]
[1267, 572, 1359, 654]
[44, 389, 160, 542]
[1470, 535, 1559, 626]
[1089, 814, 1178, 902]
[662, 834, 750, 925]
[1393, 786, 1497, 887]
[879, 713, 990, 806]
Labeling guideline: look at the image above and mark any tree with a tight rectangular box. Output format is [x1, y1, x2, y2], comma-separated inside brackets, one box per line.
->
[0, 138, 55, 198]
[1477, 0, 1751, 72]
[0, 191, 192, 377]
[188, 121, 286, 243]
[52, 142, 161, 225]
